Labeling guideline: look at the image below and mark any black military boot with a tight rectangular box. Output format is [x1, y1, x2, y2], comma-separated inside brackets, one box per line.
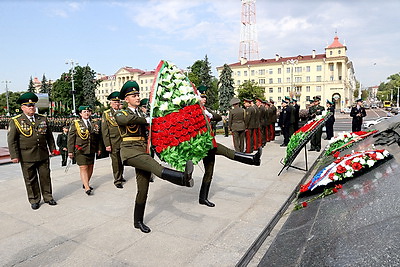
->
[134, 202, 151, 233]
[161, 160, 194, 187]
[233, 147, 262, 166]
[199, 182, 215, 207]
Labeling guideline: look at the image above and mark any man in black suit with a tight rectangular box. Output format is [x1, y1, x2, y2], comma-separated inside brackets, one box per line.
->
[350, 99, 366, 132]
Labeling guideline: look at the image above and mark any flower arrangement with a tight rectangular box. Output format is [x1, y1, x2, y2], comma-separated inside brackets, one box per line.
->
[294, 149, 392, 209]
[149, 60, 215, 171]
[324, 130, 378, 156]
[283, 112, 332, 164]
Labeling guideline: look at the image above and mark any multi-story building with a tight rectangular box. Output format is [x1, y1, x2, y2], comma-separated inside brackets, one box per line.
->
[217, 35, 356, 110]
[96, 67, 155, 106]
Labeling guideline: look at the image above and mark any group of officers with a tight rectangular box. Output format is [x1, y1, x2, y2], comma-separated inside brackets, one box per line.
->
[7, 81, 263, 234]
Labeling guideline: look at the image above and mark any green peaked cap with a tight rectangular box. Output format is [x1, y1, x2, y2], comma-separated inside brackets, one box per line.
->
[140, 98, 149, 106]
[107, 91, 120, 101]
[119, 81, 140, 99]
[17, 92, 38, 105]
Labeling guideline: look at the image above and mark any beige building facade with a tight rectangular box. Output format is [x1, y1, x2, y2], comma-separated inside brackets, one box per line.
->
[96, 67, 155, 106]
[217, 35, 356, 110]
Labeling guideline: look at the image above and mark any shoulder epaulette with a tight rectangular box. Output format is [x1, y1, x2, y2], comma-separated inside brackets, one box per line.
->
[12, 114, 22, 119]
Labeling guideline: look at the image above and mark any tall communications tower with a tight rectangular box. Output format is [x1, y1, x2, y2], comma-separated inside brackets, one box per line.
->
[239, 0, 259, 61]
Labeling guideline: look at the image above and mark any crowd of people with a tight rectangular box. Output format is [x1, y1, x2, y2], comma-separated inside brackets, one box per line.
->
[6, 77, 369, 233]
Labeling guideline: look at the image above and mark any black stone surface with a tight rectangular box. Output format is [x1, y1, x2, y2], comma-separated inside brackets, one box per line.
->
[260, 117, 400, 267]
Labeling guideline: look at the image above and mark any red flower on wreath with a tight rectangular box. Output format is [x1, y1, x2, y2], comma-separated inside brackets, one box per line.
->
[329, 173, 335, 180]
[336, 165, 347, 174]
[302, 202, 308, 207]
[332, 188, 338, 193]
[333, 151, 340, 158]
[352, 162, 363, 171]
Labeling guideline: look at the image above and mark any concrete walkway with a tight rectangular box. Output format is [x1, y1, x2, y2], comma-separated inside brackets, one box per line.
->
[0, 129, 326, 266]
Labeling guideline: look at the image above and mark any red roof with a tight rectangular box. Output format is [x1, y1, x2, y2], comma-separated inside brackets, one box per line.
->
[327, 36, 345, 48]
[140, 70, 155, 76]
[225, 54, 326, 68]
[124, 67, 145, 73]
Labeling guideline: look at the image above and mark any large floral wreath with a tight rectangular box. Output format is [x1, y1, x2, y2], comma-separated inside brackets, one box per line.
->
[149, 60, 215, 171]
[283, 112, 332, 164]
[324, 130, 378, 157]
[294, 149, 392, 209]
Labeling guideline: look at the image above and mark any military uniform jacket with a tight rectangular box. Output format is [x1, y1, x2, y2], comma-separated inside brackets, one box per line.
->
[265, 107, 273, 126]
[327, 106, 336, 123]
[294, 104, 300, 122]
[228, 106, 246, 132]
[114, 108, 149, 162]
[258, 105, 267, 127]
[68, 118, 100, 154]
[287, 104, 296, 124]
[245, 105, 258, 129]
[308, 105, 325, 121]
[57, 133, 68, 150]
[350, 106, 366, 123]
[102, 109, 122, 153]
[270, 105, 278, 123]
[7, 113, 56, 162]
[278, 106, 291, 128]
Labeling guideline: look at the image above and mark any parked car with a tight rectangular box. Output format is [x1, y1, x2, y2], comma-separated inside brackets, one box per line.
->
[275, 122, 281, 136]
[364, 104, 370, 109]
[390, 107, 400, 115]
[362, 117, 390, 128]
[371, 104, 378, 109]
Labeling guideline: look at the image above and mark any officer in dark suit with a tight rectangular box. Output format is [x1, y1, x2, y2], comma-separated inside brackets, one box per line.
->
[255, 98, 266, 147]
[278, 99, 291, 147]
[7, 92, 57, 210]
[115, 81, 194, 233]
[102, 92, 125, 189]
[350, 99, 366, 132]
[308, 97, 325, 152]
[57, 125, 69, 166]
[325, 100, 336, 140]
[269, 100, 278, 141]
[198, 88, 261, 207]
[292, 98, 300, 132]
[228, 97, 246, 152]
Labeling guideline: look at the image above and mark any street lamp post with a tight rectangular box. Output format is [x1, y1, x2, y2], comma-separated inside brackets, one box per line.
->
[286, 59, 298, 97]
[397, 87, 399, 108]
[1, 80, 11, 116]
[65, 60, 78, 115]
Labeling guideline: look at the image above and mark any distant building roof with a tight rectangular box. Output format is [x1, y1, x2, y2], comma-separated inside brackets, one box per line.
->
[327, 36, 345, 48]
[123, 67, 145, 73]
[223, 54, 326, 68]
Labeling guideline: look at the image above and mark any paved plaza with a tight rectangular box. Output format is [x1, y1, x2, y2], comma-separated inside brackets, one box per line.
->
[0, 129, 327, 266]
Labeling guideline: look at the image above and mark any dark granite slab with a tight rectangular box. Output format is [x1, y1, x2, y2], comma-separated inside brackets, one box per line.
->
[260, 117, 400, 267]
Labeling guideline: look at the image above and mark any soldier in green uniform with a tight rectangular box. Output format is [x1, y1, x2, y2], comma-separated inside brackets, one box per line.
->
[228, 97, 246, 152]
[102, 92, 125, 189]
[68, 106, 102, 195]
[115, 81, 194, 233]
[308, 97, 325, 152]
[198, 87, 262, 207]
[244, 99, 257, 153]
[7, 92, 57, 210]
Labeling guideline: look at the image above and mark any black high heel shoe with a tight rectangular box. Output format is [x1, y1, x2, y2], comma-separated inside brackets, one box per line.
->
[85, 189, 92, 195]
[83, 185, 93, 190]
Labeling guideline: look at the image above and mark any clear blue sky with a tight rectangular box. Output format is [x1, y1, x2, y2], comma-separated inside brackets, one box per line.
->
[1, 0, 399, 93]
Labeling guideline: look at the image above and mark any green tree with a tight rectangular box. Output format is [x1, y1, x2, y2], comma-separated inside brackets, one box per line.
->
[378, 72, 400, 103]
[39, 74, 50, 94]
[218, 64, 235, 114]
[237, 80, 264, 102]
[51, 73, 73, 115]
[28, 76, 35, 93]
[0, 91, 22, 115]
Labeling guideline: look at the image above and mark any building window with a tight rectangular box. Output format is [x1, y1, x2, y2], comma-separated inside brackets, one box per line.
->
[316, 76, 322, 82]
[295, 77, 302, 83]
[277, 78, 282, 83]
[316, 65, 322, 71]
[295, 67, 302, 73]
[330, 76, 334, 81]
[278, 87, 282, 93]
[329, 64, 334, 71]
[330, 51, 333, 55]
[269, 69, 273, 74]
[316, 86, 321, 92]
[244, 70, 248, 76]
[259, 79, 265, 84]
[286, 67, 291, 73]
[237, 80, 241, 85]
[278, 96, 282, 101]
[251, 70, 255, 76]
[278, 68, 282, 74]
[306, 76, 311, 82]
[269, 78, 273, 84]
[339, 76, 342, 81]
[295, 86, 302, 92]
[306, 66, 310, 72]
[286, 87, 290, 93]
[338, 50, 341, 54]
[141, 80, 143, 84]
[306, 86, 311, 92]
[237, 71, 241, 76]
[306, 96, 310, 101]
[269, 88, 273, 93]
[259, 69, 265, 75]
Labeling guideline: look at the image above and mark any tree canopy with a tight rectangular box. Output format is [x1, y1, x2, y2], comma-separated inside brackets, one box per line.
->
[237, 80, 264, 102]
[218, 64, 235, 115]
